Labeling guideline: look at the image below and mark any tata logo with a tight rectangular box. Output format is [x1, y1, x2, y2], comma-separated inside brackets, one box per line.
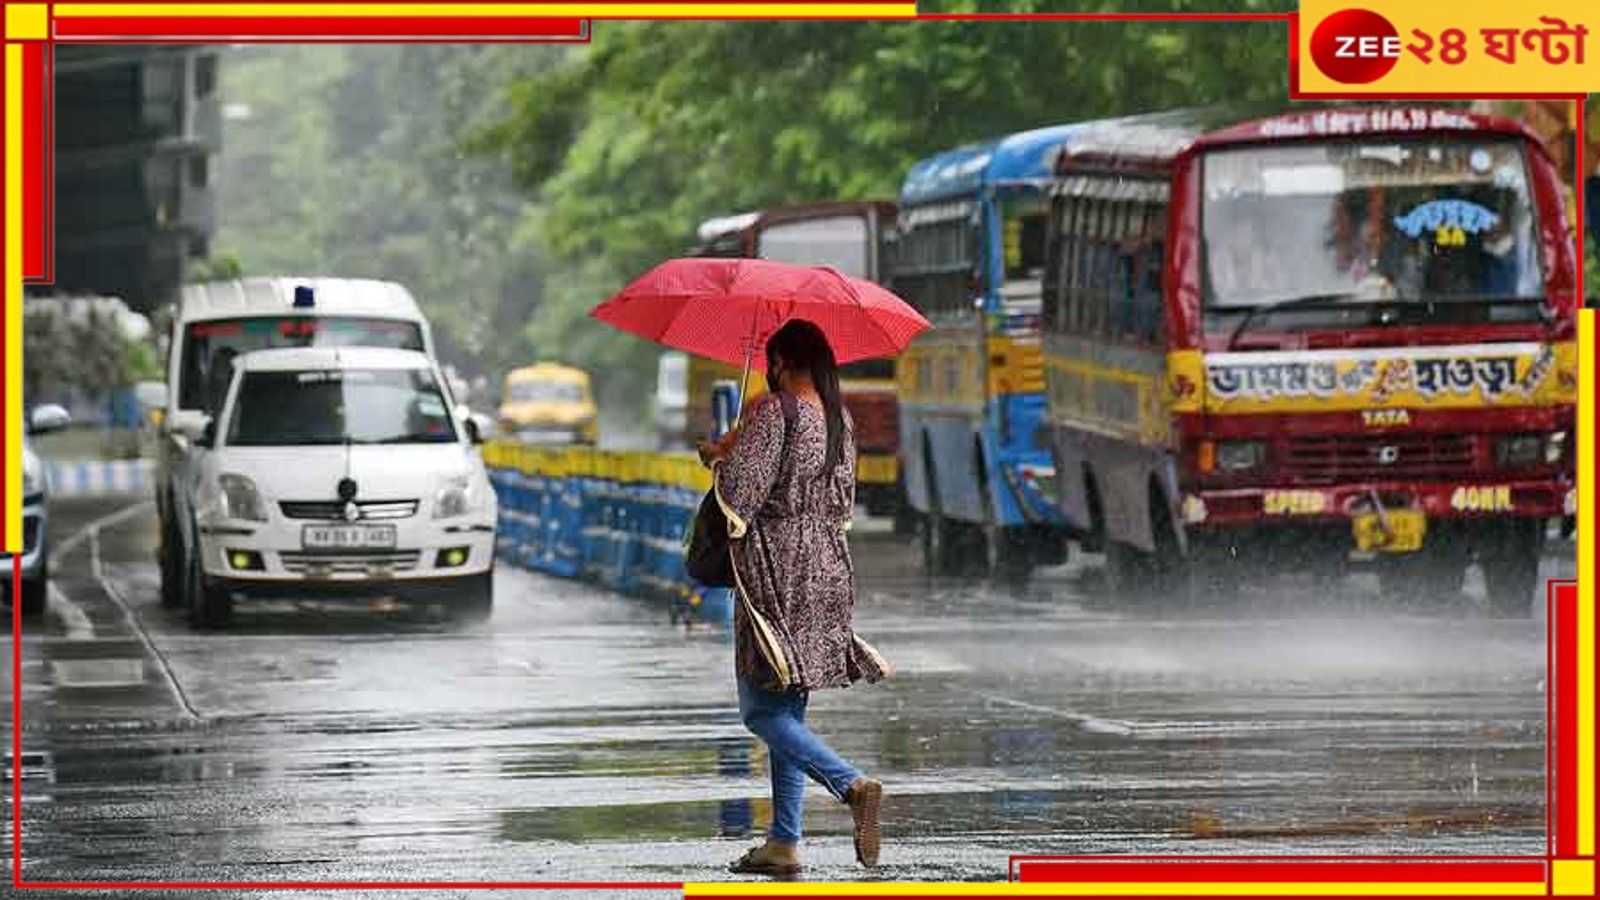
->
[1373, 445, 1401, 465]
[1363, 409, 1411, 427]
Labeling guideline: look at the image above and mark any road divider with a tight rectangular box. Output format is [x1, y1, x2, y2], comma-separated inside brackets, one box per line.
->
[483, 441, 733, 626]
[45, 459, 152, 497]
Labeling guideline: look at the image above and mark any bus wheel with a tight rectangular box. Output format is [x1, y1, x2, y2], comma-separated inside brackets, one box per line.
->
[1187, 535, 1242, 599]
[982, 525, 1033, 584]
[1143, 490, 1195, 605]
[891, 477, 918, 540]
[1481, 519, 1542, 619]
[919, 452, 960, 577]
[1377, 547, 1468, 608]
[921, 507, 962, 578]
[1105, 541, 1158, 599]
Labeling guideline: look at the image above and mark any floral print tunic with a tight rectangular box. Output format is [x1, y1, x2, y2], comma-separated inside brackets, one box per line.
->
[713, 392, 888, 691]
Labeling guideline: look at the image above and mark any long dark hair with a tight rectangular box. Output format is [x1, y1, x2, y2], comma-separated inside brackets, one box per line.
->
[766, 319, 846, 473]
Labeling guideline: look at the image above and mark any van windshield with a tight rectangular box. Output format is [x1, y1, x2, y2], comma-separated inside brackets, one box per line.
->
[226, 368, 457, 447]
[179, 316, 426, 414]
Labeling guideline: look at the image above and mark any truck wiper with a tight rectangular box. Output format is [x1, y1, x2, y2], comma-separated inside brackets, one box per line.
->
[1224, 293, 1358, 351]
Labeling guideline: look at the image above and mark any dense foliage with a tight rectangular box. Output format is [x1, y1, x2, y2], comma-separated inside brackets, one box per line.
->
[214, 45, 559, 384]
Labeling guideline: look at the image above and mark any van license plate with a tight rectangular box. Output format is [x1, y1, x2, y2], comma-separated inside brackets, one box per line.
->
[1352, 510, 1426, 554]
[302, 524, 397, 550]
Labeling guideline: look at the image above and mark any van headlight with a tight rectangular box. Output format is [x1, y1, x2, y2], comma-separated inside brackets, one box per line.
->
[434, 475, 476, 519]
[218, 473, 268, 522]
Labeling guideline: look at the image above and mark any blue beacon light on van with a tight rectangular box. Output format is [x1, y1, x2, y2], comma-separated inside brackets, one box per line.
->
[293, 285, 316, 308]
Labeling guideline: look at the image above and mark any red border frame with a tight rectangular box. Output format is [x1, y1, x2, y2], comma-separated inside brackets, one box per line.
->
[6, 5, 1590, 894]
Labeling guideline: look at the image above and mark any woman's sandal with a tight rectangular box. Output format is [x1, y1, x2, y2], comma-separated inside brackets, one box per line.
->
[847, 778, 884, 867]
[728, 846, 802, 877]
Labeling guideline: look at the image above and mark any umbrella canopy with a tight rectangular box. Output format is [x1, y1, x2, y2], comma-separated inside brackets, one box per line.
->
[589, 258, 928, 371]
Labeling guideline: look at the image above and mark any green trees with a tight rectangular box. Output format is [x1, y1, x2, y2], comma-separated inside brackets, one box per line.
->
[214, 44, 558, 384]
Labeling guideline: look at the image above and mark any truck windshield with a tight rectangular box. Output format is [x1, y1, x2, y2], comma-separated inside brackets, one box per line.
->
[757, 216, 871, 279]
[180, 316, 425, 414]
[227, 368, 457, 447]
[1201, 137, 1543, 320]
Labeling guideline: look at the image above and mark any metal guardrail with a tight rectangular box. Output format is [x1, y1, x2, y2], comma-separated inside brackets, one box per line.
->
[45, 459, 153, 497]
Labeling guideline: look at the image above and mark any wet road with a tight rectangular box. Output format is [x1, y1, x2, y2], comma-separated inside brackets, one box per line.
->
[4, 497, 1571, 895]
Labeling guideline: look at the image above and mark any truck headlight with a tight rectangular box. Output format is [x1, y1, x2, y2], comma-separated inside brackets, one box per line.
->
[1544, 431, 1568, 465]
[1215, 440, 1266, 472]
[1495, 434, 1543, 467]
[218, 473, 268, 522]
[434, 475, 475, 519]
[22, 462, 42, 498]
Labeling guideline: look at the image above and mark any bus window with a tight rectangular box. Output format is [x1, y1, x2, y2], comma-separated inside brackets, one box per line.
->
[1134, 204, 1168, 345]
[892, 213, 977, 321]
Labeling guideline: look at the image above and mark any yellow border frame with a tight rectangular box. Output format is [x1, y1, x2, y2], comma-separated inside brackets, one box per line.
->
[2, 6, 1591, 897]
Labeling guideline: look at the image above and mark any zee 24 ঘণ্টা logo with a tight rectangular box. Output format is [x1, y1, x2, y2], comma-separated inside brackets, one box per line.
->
[1309, 7, 1589, 84]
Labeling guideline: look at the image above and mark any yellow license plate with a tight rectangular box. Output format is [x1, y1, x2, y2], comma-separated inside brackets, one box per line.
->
[856, 454, 899, 485]
[1352, 509, 1427, 554]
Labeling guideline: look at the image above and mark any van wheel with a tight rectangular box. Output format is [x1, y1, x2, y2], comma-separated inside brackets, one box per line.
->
[186, 549, 232, 630]
[158, 516, 183, 608]
[1482, 520, 1542, 619]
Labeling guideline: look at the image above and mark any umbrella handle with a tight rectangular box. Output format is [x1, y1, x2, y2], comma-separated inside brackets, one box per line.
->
[734, 344, 753, 428]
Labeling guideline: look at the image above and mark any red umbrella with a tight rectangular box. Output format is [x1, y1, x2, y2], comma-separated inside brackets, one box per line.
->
[590, 257, 928, 372]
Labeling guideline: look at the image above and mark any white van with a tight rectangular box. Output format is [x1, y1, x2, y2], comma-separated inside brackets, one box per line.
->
[179, 346, 496, 628]
[156, 278, 444, 608]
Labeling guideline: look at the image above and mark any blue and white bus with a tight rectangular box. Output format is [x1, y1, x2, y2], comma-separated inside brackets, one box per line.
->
[890, 125, 1077, 579]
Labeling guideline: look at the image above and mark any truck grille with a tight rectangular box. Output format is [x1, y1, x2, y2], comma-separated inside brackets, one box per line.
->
[279, 500, 418, 520]
[1280, 433, 1480, 484]
[279, 550, 421, 574]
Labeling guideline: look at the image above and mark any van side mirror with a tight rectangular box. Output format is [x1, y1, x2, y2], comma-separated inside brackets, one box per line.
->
[464, 417, 484, 445]
[193, 420, 216, 449]
[167, 409, 210, 439]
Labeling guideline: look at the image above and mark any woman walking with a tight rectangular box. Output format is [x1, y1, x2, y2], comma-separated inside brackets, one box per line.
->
[700, 319, 889, 876]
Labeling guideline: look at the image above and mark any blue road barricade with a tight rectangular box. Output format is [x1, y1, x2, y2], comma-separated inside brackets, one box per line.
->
[483, 441, 729, 626]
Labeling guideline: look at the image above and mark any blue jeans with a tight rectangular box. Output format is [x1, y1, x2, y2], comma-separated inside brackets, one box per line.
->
[737, 679, 861, 844]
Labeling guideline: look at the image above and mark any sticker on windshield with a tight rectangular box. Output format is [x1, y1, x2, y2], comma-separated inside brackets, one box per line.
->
[416, 396, 446, 417]
[1392, 199, 1500, 239]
